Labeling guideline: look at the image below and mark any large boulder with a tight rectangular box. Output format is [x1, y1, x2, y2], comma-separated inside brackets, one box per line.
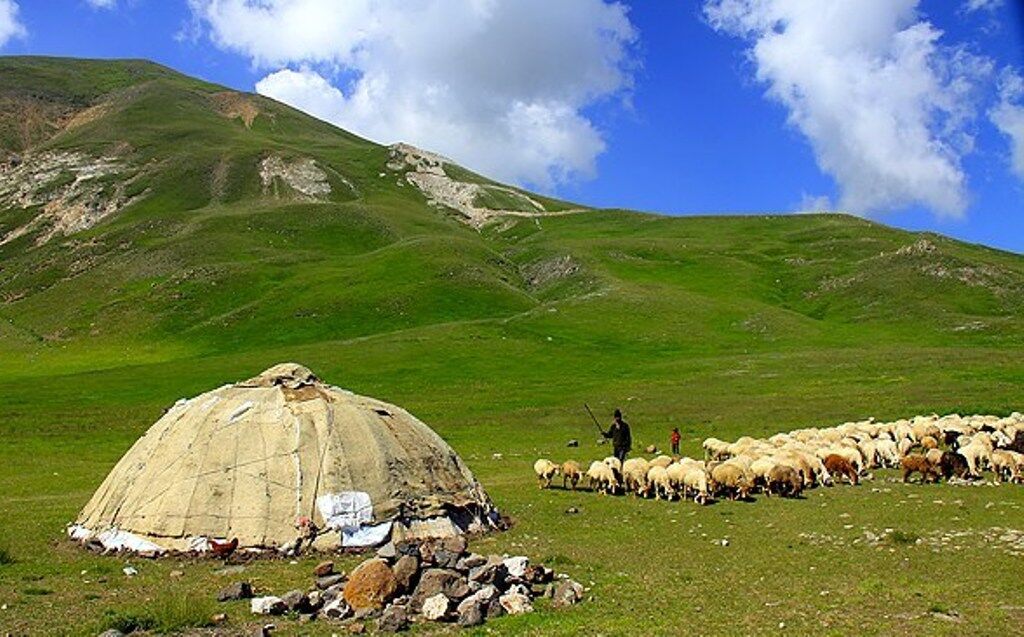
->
[392, 554, 420, 593]
[410, 568, 470, 611]
[344, 558, 399, 610]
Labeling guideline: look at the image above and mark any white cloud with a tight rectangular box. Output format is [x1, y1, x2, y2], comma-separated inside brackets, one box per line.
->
[990, 69, 1024, 181]
[963, 0, 1003, 13]
[704, 0, 992, 219]
[0, 0, 26, 48]
[85, 0, 117, 8]
[189, 0, 637, 189]
[797, 193, 833, 212]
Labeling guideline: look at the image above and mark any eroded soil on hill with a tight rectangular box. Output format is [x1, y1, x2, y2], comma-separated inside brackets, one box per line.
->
[0, 151, 145, 246]
[387, 143, 584, 228]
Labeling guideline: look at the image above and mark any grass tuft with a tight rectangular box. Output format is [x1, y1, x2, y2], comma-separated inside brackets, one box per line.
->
[102, 609, 156, 634]
[102, 595, 216, 634]
[0, 546, 13, 565]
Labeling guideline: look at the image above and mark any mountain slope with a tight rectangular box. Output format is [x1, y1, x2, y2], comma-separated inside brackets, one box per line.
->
[0, 55, 1022, 376]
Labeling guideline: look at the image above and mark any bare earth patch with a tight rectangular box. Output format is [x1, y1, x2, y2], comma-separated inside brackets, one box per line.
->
[61, 102, 112, 132]
[387, 143, 585, 229]
[259, 156, 331, 201]
[0, 151, 145, 246]
[209, 91, 264, 129]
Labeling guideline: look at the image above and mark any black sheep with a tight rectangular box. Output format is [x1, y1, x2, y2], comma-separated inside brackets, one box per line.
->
[940, 451, 970, 479]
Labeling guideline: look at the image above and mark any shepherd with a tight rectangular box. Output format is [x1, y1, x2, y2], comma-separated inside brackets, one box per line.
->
[603, 409, 632, 462]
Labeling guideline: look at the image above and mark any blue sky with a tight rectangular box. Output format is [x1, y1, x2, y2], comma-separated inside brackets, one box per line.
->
[1, 1, 1022, 252]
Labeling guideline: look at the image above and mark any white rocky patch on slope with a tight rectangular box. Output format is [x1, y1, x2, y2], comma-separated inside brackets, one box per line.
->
[0, 152, 144, 246]
[386, 143, 584, 229]
[259, 156, 332, 200]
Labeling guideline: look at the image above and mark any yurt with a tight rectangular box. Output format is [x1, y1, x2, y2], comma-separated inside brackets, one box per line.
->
[69, 363, 499, 554]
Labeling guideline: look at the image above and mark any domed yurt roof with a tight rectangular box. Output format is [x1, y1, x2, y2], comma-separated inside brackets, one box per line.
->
[70, 363, 498, 554]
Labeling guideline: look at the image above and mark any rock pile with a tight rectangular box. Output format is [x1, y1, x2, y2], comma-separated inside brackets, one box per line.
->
[229, 538, 584, 632]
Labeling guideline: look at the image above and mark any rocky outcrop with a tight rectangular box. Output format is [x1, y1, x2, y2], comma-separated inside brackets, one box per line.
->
[0, 151, 145, 246]
[386, 143, 584, 229]
[259, 155, 332, 200]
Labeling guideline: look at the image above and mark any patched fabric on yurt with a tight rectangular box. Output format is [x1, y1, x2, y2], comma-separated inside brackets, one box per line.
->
[70, 363, 499, 554]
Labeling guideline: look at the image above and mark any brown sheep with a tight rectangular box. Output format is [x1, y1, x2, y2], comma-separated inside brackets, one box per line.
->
[900, 454, 940, 483]
[561, 460, 582, 490]
[920, 435, 939, 450]
[823, 454, 858, 485]
[710, 462, 750, 501]
[925, 448, 944, 467]
[766, 465, 803, 498]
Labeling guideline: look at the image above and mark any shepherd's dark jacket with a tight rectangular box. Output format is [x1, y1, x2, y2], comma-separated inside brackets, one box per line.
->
[605, 420, 632, 452]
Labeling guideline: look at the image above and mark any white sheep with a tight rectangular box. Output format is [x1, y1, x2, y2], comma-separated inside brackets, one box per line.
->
[681, 466, 711, 505]
[602, 456, 623, 476]
[874, 439, 899, 467]
[958, 442, 991, 477]
[749, 456, 777, 490]
[648, 455, 673, 469]
[702, 437, 731, 461]
[621, 458, 651, 496]
[533, 459, 559, 489]
[586, 460, 620, 495]
[646, 465, 675, 500]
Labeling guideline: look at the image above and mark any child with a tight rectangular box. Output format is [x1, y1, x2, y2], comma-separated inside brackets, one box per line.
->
[670, 427, 681, 455]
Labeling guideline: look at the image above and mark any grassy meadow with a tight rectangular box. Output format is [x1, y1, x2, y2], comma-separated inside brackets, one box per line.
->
[1, 57, 1023, 635]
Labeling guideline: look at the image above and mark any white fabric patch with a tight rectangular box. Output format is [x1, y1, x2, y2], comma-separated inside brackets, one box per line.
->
[186, 536, 211, 552]
[342, 520, 393, 548]
[95, 527, 166, 553]
[316, 491, 373, 530]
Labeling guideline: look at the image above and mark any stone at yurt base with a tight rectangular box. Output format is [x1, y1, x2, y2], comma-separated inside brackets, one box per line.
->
[69, 363, 500, 555]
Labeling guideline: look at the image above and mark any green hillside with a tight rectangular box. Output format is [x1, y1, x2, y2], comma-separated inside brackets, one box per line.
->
[1, 57, 1023, 635]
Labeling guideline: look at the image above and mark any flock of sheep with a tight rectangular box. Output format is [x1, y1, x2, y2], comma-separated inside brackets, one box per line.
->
[534, 412, 1024, 504]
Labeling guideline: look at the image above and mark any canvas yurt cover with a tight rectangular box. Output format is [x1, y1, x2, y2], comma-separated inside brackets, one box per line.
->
[70, 363, 499, 554]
